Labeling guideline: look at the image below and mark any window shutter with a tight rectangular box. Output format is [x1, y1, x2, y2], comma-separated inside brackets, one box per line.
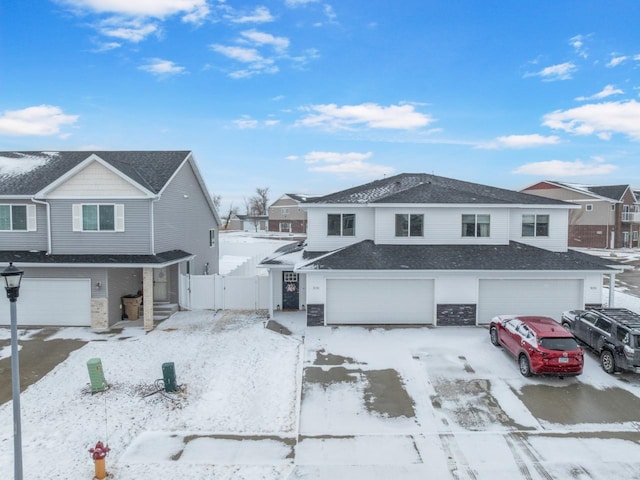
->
[27, 205, 37, 231]
[115, 204, 125, 232]
[72, 204, 82, 231]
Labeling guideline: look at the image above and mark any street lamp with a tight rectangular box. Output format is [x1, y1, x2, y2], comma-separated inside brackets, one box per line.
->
[2, 262, 24, 480]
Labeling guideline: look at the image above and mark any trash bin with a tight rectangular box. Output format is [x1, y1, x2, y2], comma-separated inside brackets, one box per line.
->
[121, 295, 142, 320]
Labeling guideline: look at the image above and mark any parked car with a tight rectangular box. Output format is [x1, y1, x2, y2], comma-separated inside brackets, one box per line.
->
[561, 308, 640, 374]
[490, 315, 583, 377]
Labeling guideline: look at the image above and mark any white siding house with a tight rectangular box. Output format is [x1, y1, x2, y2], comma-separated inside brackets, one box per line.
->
[260, 173, 621, 327]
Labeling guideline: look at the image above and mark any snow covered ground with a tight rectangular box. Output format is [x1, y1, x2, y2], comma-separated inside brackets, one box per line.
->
[2, 237, 640, 479]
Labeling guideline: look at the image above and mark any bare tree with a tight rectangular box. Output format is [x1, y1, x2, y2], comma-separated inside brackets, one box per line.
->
[224, 204, 239, 229]
[249, 187, 269, 215]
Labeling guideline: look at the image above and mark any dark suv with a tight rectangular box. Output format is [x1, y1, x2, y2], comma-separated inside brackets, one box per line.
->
[561, 308, 640, 374]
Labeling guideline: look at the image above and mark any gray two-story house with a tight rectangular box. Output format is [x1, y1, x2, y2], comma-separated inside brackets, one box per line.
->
[261, 173, 621, 326]
[0, 151, 220, 330]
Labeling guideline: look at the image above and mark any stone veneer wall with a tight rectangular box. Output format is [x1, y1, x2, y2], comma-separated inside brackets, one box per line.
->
[91, 297, 109, 329]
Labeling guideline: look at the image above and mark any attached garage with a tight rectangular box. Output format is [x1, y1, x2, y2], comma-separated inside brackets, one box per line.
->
[477, 278, 583, 324]
[0, 278, 91, 327]
[326, 278, 434, 325]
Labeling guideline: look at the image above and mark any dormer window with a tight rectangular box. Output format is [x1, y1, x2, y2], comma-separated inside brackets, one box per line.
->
[328, 213, 355, 236]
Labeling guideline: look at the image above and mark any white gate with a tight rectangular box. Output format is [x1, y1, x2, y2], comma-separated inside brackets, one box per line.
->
[180, 274, 269, 310]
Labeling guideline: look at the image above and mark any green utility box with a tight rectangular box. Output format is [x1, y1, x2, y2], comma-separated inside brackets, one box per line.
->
[87, 358, 107, 393]
[162, 362, 177, 393]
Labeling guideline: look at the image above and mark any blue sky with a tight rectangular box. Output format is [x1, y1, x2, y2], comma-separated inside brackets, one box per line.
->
[2, 0, 640, 212]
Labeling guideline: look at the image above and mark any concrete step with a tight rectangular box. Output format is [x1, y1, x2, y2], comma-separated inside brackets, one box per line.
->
[139, 302, 179, 320]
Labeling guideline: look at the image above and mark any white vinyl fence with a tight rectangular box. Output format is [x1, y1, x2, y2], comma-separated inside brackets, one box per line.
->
[180, 274, 269, 311]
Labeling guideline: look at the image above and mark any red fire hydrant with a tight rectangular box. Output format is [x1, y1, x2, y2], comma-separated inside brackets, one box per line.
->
[89, 441, 110, 479]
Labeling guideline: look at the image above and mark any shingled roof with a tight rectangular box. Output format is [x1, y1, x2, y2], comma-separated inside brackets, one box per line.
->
[306, 173, 571, 206]
[0, 151, 191, 196]
[297, 240, 618, 272]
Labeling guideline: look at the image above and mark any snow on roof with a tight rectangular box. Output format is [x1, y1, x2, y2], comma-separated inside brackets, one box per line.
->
[0, 151, 57, 177]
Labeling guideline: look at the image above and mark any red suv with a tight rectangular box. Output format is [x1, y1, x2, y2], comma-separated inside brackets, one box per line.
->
[489, 315, 583, 377]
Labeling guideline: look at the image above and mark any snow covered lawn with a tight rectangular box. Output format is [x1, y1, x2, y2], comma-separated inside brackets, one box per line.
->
[3, 292, 640, 478]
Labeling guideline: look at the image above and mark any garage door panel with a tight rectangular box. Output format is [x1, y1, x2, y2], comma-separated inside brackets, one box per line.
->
[0, 278, 91, 327]
[326, 279, 434, 325]
[478, 279, 582, 325]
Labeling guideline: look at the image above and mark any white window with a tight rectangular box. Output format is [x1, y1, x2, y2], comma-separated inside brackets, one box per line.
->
[328, 213, 355, 236]
[585, 204, 593, 211]
[462, 214, 490, 237]
[72, 204, 124, 232]
[281, 207, 289, 215]
[279, 222, 291, 232]
[0, 204, 36, 231]
[395, 214, 424, 237]
[522, 214, 549, 237]
[209, 229, 216, 247]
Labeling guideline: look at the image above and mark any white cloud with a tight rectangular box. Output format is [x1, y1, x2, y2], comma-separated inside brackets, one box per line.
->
[98, 17, 159, 42]
[513, 158, 618, 177]
[284, 0, 319, 6]
[0, 105, 78, 137]
[57, 0, 209, 22]
[569, 34, 589, 58]
[607, 55, 628, 68]
[525, 62, 576, 81]
[92, 41, 122, 52]
[232, 115, 279, 129]
[478, 134, 561, 150]
[575, 84, 623, 101]
[543, 100, 640, 140]
[240, 30, 289, 52]
[139, 58, 187, 76]
[210, 44, 278, 78]
[230, 6, 274, 23]
[296, 151, 395, 178]
[298, 102, 434, 130]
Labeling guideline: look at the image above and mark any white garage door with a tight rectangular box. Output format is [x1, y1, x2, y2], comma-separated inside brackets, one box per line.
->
[326, 279, 434, 325]
[0, 278, 91, 327]
[477, 279, 583, 324]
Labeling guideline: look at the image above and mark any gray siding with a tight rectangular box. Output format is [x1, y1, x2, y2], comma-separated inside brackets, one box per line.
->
[154, 160, 219, 274]
[49, 198, 152, 254]
[0, 200, 48, 251]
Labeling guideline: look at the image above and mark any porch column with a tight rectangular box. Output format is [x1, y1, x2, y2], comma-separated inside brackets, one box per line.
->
[268, 269, 274, 319]
[609, 273, 616, 307]
[143, 267, 154, 331]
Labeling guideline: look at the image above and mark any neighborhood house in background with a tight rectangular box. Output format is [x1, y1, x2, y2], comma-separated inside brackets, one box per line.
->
[260, 173, 623, 327]
[268, 193, 320, 234]
[521, 181, 640, 249]
[0, 151, 220, 330]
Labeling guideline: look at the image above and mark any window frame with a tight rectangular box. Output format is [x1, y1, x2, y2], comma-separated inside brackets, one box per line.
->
[522, 214, 549, 237]
[586, 204, 593, 212]
[461, 214, 490, 238]
[0, 204, 36, 232]
[395, 213, 424, 237]
[73, 203, 124, 232]
[327, 213, 356, 236]
[209, 228, 216, 247]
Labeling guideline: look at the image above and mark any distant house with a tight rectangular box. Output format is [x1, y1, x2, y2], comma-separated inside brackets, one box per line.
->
[0, 151, 221, 330]
[260, 173, 621, 327]
[268, 193, 319, 234]
[521, 181, 640, 249]
[226, 213, 268, 232]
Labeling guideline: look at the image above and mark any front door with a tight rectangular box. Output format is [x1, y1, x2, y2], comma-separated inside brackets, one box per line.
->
[282, 271, 299, 310]
[154, 267, 169, 302]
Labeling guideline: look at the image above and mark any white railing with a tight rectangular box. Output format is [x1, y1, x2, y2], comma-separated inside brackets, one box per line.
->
[621, 212, 640, 222]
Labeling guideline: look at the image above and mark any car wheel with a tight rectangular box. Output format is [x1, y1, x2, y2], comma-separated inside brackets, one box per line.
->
[490, 327, 500, 346]
[519, 354, 532, 377]
[601, 350, 616, 374]
[561, 321, 571, 331]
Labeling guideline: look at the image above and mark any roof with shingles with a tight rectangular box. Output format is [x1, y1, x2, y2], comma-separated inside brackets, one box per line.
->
[0, 249, 193, 266]
[297, 240, 618, 271]
[306, 173, 571, 206]
[587, 185, 629, 202]
[0, 151, 191, 196]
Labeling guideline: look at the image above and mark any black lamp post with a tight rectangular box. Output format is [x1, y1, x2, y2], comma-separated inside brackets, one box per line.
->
[2, 262, 24, 480]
